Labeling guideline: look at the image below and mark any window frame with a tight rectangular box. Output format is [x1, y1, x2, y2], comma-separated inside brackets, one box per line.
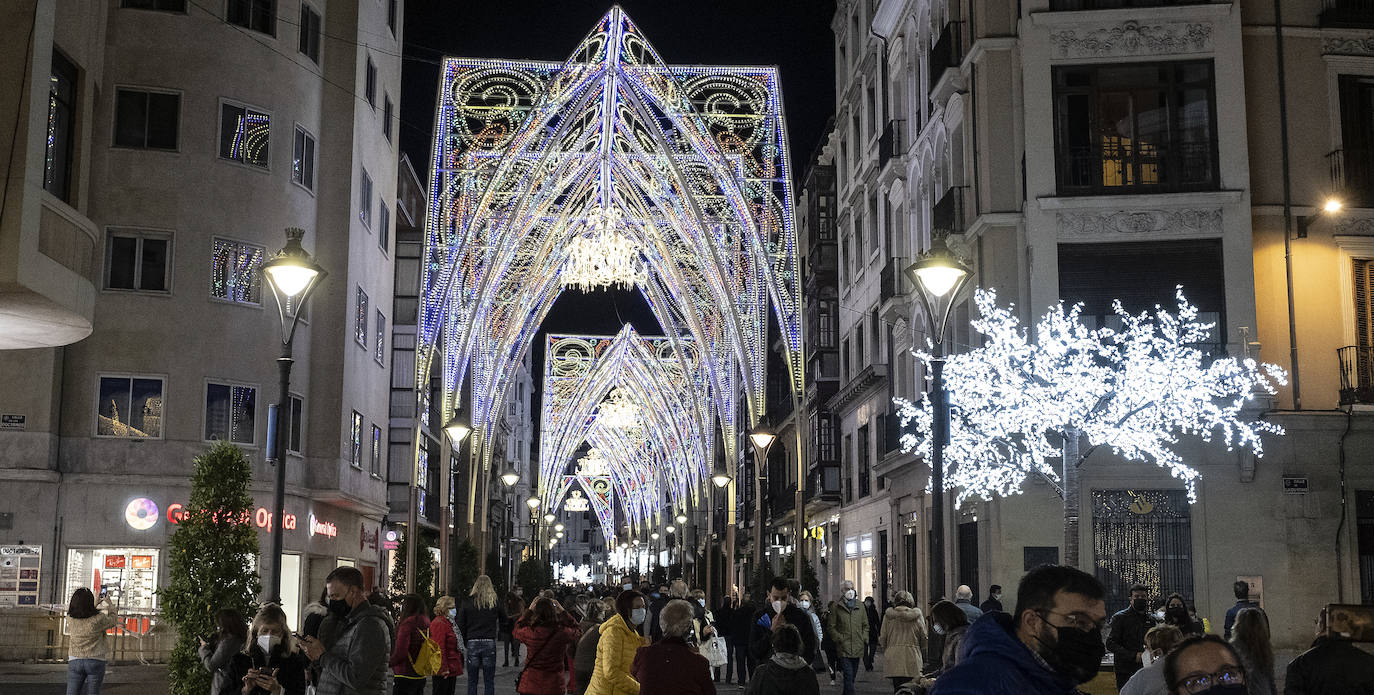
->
[209, 235, 267, 307]
[291, 123, 316, 193]
[298, 2, 321, 64]
[364, 57, 377, 108]
[355, 286, 369, 346]
[93, 373, 167, 440]
[104, 227, 173, 294]
[43, 49, 79, 202]
[350, 411, 364, 469]
[378, 201, 390, 254]
[382, 93, 393, 142]
[359, 168, 373, 228]
[226, 0, 276, 36]
[203, 379, 259, 446]
[112, 86, 182, 152]
[374, 310, 386, 365]
[370, 424, 383, 478]
[217, 99, 273, 170]
[119, 0, 188, 12]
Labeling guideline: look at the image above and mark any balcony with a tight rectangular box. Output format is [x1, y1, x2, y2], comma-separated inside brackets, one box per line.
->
[1057, 140, 1217, 196]
[1340, 346, 1374, 406]
[928, 22, 962, 97]
[807, 464, 842, 504]
[1048, 0, 1208, 8]
[1329, 148, 1374, 208]
[882, 405, 904, 456]
[828, 362, 889, 413]
[879, 120, 905, 170]
[932, 186, 967, 239]
[880, 257, 910, 303]
[1322, 0, 1374, 27]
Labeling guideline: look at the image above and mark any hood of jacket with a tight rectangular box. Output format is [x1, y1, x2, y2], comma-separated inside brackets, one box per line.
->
[303, 602, 328, 619]
[885, 606, 923, 623]
[940, 612, 1078, 694]
[771, 652, 810, 670]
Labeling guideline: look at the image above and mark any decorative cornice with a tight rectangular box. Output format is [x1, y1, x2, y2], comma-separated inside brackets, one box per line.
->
[1050, 20, 1213, 59]
[1325, 36, 1374, 56]
[1336, 217, 1374, 236]
[1059, 208, 1222, 238]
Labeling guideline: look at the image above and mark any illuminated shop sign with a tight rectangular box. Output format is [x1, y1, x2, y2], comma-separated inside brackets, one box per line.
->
[124, 498, 160, 530]
[165, 503, 297, 531]
[309, 514, 337, 539]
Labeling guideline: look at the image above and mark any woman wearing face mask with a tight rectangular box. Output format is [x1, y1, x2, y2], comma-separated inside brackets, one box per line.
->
[1162, 594, 1205, 639]
[432, 596, 465, 695]
[1162, 635, 1248, 695]
[877, 591, 926, 693]
[1229, 608, 1275, 695]
[198, 608, 249, 695]
[796, 592, 834, 686]
[586, 591, 649, 695]
[922, 599, 970, 683]
[632, 599, 716, 695]
[1119, 625, 1183, 695]
[230, 603, 308, 695]
[391, 594, 433, 695]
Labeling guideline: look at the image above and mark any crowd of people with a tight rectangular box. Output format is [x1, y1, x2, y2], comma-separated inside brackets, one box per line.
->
[59, 565, 1374, 695]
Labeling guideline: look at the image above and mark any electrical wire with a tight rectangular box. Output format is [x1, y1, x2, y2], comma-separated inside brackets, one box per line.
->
[0, 3, 38, 231]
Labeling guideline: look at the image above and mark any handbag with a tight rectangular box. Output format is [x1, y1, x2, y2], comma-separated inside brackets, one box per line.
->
[516, 627, 561, 693]
[703, 635, 729, 667]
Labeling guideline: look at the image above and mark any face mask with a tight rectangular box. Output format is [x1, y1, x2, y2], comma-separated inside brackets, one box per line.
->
[1132, 598, 1148, 612]
[623, 584, 633, 591]
[1168, 606, 1188, 619]
[328, 598, 351, 616]
[799, 600, 811, 610]
[993, 594, 1002, 601]
[1036, 622, 1107, 685]
[1192, 686, 1248, 695]
[630, 608, 647, 625]
[257, 634, 280, 654]
[844, 590, 856, 601]
[697, 599, 706, 607]
[932, 624, 945, 635]
[771, 600, 785, 614]
[449, 608, 457, 619]
[651, 592, 661, 599]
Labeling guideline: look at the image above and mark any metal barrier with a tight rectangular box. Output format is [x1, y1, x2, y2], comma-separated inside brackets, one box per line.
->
[0, 608, 175, 664]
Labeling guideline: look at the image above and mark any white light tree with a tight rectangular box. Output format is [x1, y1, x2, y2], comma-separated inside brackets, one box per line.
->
[896, 288, 1287, 566]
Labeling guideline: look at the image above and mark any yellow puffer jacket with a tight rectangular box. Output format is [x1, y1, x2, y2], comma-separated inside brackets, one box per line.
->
[586, 614, 647, 695]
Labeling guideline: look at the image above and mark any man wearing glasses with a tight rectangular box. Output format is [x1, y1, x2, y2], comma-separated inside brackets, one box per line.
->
[929, 565, 1107, 695]
[1159, 635, 1246, 695]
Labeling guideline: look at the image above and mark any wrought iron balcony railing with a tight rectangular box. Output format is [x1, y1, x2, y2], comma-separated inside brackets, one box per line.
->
[1339, 345, 1374, 405]
[1329, 148, 1374, 207]
[879, 120, 905, 169]
[1057, 140, 1216, 195]
[928, 23, 962, 96]
[880, 256, 909, 302]
[1048, 0, 1207, 9]
[932, 186, 967, 239]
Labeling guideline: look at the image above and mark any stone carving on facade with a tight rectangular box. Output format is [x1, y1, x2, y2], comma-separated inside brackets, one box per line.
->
[1050, 21, 1213, 59]
[1324, 36, 1374, 56]
[893, 317, 909, 346]
[1059, 208, 1222, 238]
[1336, 216, 1374, 236]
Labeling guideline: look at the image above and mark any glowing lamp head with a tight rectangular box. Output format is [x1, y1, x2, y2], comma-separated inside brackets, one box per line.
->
[904, 240, 971, 299]
[544, 513, 555, 523]
[443, 416, 471, 446]
[501, 466, 520, 487]
[749, 428, 775, 451]
[526, 496, 541, 510]
[263, 228, 325, 298]
[711, 464, 732, 488]
[554, 523, 565, 532]
[1325, 198, 1344, 213]
[666, 525, 676, 534]
[675, 513, 688, 525]
[556, 532, 564, 539]
[650, 532, 659, 540]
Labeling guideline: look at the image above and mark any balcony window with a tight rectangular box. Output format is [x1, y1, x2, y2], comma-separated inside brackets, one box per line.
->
[44, 51, 78, 202]
[1337, 75, 1374, 207]
[1054, 61, 1218, 195]
[1322, 0, 1374, 27]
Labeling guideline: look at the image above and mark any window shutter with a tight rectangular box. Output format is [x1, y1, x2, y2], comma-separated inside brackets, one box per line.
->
[1356, 259, 1374, 348]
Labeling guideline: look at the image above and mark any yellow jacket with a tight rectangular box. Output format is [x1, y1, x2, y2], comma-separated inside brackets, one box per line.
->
[586, 614, 647, 695]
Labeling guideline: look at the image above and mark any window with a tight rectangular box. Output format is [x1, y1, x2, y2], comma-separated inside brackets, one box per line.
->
[114, 88, 179, 150]
[842, 433, 854, 503]
[121, 0, 187, 10]
[44, 51, 77, 202]
[97, 375, 164, 438]
[1092, 490, 1193, 615]
[286, 394, 303, 454]
[382, 94, 393, 142]
[841, 338, 850, 382]
[1338, 75, 1374, 207]
[355, 287, 369, 345]
[1053, 61, 1217, 194]
[359, 169, 372, 227]
[375, 310, 386, 365]
[292, 124, 315, 191]
[219, 102, 270, 168]
[854, 214, 865, 266]
[387, 0, 398, 33]
[856, 320, 866, 369]
[211, 238, 264, 305]
[371, 424, 382, 476]
[867, 85, 878, 136]
[858, 424, 871, 498]
[364, 58, 376, 108]
[298, 3, 321, 64]
[227, 0, 275, 35]
[378, 202, 390, 252]
[205, 381, 257, 444]
[868, 195, 880, 257]
[350, 411, 363, 468]
[105, 229, 170, 292]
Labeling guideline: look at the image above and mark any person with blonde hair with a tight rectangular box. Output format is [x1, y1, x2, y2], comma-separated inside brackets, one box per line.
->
[878, 591, 927, 692]
[431, 595, 465, 695]
[231, 603, 309, 695]
[459, 575, 503, 695]
[1119, 624, 1183, 695]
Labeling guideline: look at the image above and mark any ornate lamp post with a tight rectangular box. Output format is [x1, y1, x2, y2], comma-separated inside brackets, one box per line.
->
[426, 414, 470, 593]
[262, 227, 326, 605]
[904, 237, 971, 603]
[709, 464, 731, 602]
[748, 426, 775, 579]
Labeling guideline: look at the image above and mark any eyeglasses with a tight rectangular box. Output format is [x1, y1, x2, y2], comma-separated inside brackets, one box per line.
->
[1037, 609, 1105, 633]
[1173, 669, 1245, 694]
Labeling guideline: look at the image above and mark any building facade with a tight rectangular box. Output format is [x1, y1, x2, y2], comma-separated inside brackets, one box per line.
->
[0, 0, 403, 650]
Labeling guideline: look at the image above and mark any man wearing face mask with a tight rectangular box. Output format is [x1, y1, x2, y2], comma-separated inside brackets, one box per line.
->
[980, 585, 1004, 614]
[1106, 584, 1158, 689]
[301, 566, 392, 695]
[750, 577, 818, 667]
[928, 564, 1108, 695]
[826, 581, 869, 695]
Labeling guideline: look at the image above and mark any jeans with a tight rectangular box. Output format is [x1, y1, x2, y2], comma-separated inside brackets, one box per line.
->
[504, 635, 521, 666]
[840, 657, 861, 695]
[467, 639, 497, 695]
[394, 677, 427, 695]
[66, 659, 107, 695]
[730, 639, 754, 683]
[434, 675, 458, 695]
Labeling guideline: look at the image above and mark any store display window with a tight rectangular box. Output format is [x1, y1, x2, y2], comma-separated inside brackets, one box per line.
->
[65, 548, 160, 615]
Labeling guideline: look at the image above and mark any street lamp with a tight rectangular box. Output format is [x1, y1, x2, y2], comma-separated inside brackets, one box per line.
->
[711, 464, 732, 488]
[498, 464, 519, 588]
[262, 227, 326, 605]
[501, 465, 521, 488]
[904, 235, 971, 603]
[555, 523, 565, 533]
[675, 512, 688, 525]
[431, 414, 471, 594]
[527, 496, 541, 510]
[748, 425, 775, 579]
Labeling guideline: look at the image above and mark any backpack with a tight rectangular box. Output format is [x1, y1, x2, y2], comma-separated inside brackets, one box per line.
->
[411, 628, 443, 677]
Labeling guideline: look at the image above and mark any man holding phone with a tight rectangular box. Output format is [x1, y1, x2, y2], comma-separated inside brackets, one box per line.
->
[299, 567, 390, 695]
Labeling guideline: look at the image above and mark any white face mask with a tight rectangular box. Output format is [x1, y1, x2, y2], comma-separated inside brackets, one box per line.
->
[257, 633, 280, 654]
[799, 600, 811, 610]
[697, 598, 706, 607]
[844, 590, 856, 600]
[932, 624, 945, 636]
[992, 593, 1001, 601]
[771, 600, 785, 614]
[630, 608, 647, 625]
[623, 584, 633, 591]
[448, 608, 457, 619]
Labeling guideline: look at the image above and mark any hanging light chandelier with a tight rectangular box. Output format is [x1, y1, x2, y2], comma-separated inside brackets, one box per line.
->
[597, 387, 639, 429]
[577, 448, 610, 477]
[561, 206, 645, 291]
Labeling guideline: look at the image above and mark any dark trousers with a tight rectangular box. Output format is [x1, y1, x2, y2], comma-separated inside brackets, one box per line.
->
[730, 639, 754, 682]
[504, 635, 521, 665]
[394, 677, 427, 695]
[840, 657, 861, 695]
[864, 639, 878, 670]
[434, 675, 459, 695]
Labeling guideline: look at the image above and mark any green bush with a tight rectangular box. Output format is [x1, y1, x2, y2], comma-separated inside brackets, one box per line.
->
[448, 538, 479, 597]
[780, 552, 820, 598]
[516, 557, 553, 593]
[159, 442, 262, 695]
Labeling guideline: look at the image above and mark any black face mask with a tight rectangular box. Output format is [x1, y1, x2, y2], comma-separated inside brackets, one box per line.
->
[1192, 685, 1248, 695]
[1037, 622, 1107, 684]
[1168, 606, 1189, 620]
[328, 598, 351, 616]
[1132, 598, 1148, 612]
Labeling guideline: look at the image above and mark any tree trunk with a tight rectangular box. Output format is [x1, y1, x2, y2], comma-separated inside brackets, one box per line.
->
[1062, 426, 1081, 568]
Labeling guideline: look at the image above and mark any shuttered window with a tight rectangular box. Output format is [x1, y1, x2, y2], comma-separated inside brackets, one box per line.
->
[1355, 259, 1374, 348]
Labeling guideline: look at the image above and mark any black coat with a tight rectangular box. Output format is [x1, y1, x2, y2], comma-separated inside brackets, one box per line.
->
[1284, 636, 1374, 695]
[748, 605, 817, 664]
[458, 600, 502, 641]
[648, 595, 672, 642]
[732, 601, 757, 645]
[1105, 607, 1157, 677]
[228, 643, 310, 695]
[746, 656, 819, 695]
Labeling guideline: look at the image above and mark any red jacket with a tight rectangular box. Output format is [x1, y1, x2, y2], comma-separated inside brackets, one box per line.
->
[631, 637, 715, 695]
[514, 621, 582, 695]
[390, 614, 432, 678]
[431, 615, 464, 677]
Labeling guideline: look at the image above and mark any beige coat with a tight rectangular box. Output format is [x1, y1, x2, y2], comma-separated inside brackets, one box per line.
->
[877, 606, 927, 678]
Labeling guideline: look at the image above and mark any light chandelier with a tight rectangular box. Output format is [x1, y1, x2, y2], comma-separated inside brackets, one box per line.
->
[577, 448, 610, 477]
[560, 206, 645, 291]
[597, 387, 640, 429]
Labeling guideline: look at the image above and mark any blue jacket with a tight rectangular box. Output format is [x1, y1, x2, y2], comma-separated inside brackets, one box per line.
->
[928, 612, 1078, 695]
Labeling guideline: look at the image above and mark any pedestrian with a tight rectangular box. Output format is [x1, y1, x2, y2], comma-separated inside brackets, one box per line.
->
[370, 589, 397, 648]
[927, 564, 1108, 695]
[514, 597, 583, 695]
[586, 590, 649, 695]
[691, 588, 717, 646]
[1283, 606, 1374, 693]
[1161, 635, 1246, 695]
[877, 591, 927, 693]
[731, 592, 758, 686]
[232, 603, 310, 695]
[65, 588, 117, 695]
[751, 577, 818, 665]
[825, 580, 868, 695]
[744, 625, 818, 695]
[198, 607, 248, 695]
[714, 595, 736, 683]
[1107, 583, 1158, 689]
[1119, 625, 1183, 695]
[575, 599, 613, 695]
[432, 595, 465, 695]
[632, 599, 716, 695]
[796, 591, 834, 685]
[650, 580, 689, 642]
[1222, 581, 1258, 641]
[1229, 607, 1274, 695]
[863, 596, 881, 672]
[459, 574, 504, 695]
[300, 566, 392, 695]
[926, 600, 970, 678]
[952, 586, 982, 625]
[1161, 593, 1205, 639]
[505, 587, 527, 667]
[390, 595, 432, 695]
[979, 585, 1004, 614]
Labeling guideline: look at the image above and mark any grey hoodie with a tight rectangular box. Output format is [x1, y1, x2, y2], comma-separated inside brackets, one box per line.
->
[315, 601, 392, 695]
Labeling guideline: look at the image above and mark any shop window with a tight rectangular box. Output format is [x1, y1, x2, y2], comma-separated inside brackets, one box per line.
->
[65, 548, 160, 614]
[280, 553, 301, 631]
[210, 237, 264, 305]
[114, 88, 179, 151]
[218, 101, 270, 168]
[205, 381, 257, 444]
[96, 375, 164, 438]
[105, 229, 171, 293]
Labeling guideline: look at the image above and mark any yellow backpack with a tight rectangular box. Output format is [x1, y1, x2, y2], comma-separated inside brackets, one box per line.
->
[411, 628, 443, 677]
